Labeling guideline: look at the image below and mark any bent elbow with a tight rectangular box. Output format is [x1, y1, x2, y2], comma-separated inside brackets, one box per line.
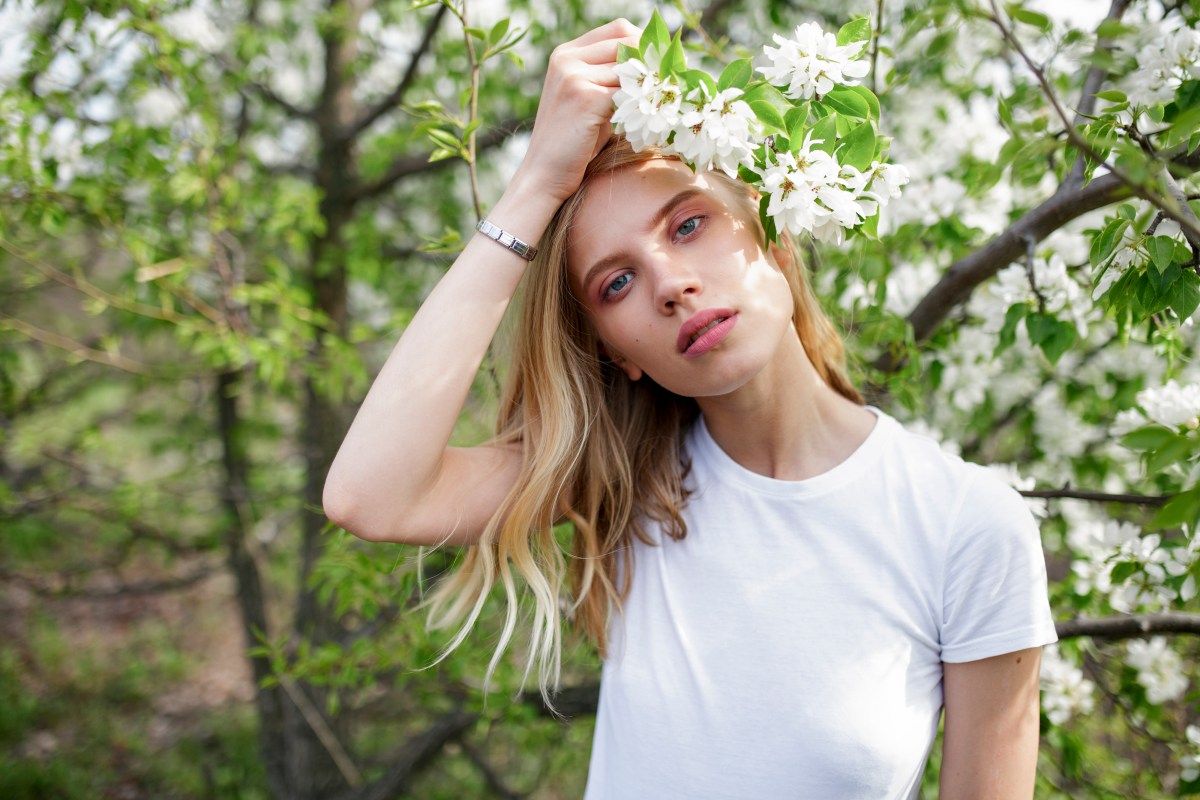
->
[322, 479, 374, 541]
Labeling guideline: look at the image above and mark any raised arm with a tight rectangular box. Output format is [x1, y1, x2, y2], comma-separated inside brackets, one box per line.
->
[323, 19, 639, 546]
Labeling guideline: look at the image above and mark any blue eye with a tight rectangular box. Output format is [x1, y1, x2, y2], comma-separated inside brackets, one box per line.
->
[675, 215, 704, 239]
[603, 272, 632, 299]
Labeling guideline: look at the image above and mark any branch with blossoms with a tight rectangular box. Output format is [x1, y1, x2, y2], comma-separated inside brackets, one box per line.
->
[610, 10, 908, 247]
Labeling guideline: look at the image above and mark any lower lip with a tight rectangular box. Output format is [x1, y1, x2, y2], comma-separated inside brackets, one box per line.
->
[683, 315, 738, 359]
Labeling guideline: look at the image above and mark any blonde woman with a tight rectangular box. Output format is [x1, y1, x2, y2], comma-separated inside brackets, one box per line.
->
[324, 18, 1057, 799]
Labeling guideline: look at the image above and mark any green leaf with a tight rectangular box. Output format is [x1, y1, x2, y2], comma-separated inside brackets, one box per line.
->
[617, 43, 640, 64]
[1150, 485, 1200, 532]
[464, 26, 487, 41]
[847, 84, 880, 120]
[836, 18, 872, 47]
[685, 68, 717, 97]
[666, 30, 688, 75]
[996, 303, 1027, 355]
[808, 113, 838, 155]
[1093, 89, 1127, 103]
[1146, 235, 1178, 273]
[718, 59, 753, 91]
[749, 99, 786, 135]
[822, 85, 871, 119]
[784, 104, 809, 143]
[1147, 434, 1196, 476]
[641, 8, 670, 57]
[1024, 313, 1076, 363]
[758, 193, 777, 247]
[1119, 425, 1175, 452]
[1095, 19, 1135, 40]
[488, 17, 510, 46]
[839, 122, 876, 171]
[1006, 5, 1052, 33]
[1171, 270, 1200, 319]
[1109, 561, 1138, 584]
[1089, 217, 1128, 269]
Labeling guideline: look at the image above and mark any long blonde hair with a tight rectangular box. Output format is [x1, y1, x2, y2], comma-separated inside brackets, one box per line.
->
[424, 136, 861, 700]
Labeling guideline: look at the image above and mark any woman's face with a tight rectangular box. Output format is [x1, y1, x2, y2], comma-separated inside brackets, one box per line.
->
[566, 159, 796, 398]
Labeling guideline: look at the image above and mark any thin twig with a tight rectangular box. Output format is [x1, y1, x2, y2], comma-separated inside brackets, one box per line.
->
[870, 0, 885, 95]
[278, 675, 364, 787]
[458, 0, 484, 221]
[1019, 488, 1171, 506]
[1057, 613, 1200, 640]
[0, 314, 158, 376]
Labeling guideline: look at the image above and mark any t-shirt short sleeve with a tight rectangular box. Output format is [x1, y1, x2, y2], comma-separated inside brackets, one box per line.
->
[940, 468, 1059, 663]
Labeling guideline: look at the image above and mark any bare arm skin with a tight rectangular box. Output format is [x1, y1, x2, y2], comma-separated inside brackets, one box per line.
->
[323, 20, 640, 545]
[940, 647, 1043, 799]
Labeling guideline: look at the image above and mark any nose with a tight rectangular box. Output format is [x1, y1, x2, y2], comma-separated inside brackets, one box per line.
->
[652, 256, 703, 314]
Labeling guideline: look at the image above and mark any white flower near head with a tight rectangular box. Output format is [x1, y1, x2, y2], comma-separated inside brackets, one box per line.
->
[865, 160, 909, 205]
[134, 86, 184, 128]
[612, 58, 684, 152]
[1126, 638, 1189, 704]
[758, 22, 870, 100]
[1136, 380, 1200, 429]
[760, 135, 855, 239]
[670, 86, 759, 176]
[1040, 645, 1095, 725]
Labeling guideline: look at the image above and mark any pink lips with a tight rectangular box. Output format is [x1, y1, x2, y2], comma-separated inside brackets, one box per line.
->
[678, 309, 738, 358]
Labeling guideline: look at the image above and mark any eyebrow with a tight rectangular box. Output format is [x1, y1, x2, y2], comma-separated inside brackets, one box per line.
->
[579, 188, 706, 295]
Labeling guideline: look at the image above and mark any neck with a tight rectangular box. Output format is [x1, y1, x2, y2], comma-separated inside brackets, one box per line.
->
[696, 331, 875, 481]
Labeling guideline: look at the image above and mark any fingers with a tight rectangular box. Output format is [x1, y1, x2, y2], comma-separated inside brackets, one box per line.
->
[570, 35, 640, 67]
[570, 17, 641, 49]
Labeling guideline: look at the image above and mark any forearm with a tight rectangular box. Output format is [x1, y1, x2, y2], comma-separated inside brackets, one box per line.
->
[323, 175, 560, 532]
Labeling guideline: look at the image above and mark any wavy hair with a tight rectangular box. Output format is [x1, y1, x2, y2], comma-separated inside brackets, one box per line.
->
[424, 136, 861, 701]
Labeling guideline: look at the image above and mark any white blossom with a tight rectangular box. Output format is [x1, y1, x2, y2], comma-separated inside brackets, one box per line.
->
[1040, 645, 1095, 725]
[1123, 27, 1200, 107]
[1136, 380, 1200, 429]
[133, 86, 184, 128]
[1182, 725, 1200, 783]
[162, 7, 225, 53]
[982, 254, 1091, 337]
[1125, 638, 1189, 704]
[612, 58, 683, 152]
[670, 86, 759, 176]
[758, 22, 870, 100]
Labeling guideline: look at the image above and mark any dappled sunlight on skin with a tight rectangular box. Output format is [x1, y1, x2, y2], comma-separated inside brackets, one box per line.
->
[565, 159, 796, 400]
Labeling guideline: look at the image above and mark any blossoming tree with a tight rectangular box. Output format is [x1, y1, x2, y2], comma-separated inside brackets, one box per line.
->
[0, 0, 1197, 796]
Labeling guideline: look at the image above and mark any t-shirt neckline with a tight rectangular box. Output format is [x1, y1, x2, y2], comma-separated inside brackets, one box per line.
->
[689, 406, 894, 498]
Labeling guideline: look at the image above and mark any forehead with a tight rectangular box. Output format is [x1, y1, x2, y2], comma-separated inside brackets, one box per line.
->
[567, 159, 736, 281]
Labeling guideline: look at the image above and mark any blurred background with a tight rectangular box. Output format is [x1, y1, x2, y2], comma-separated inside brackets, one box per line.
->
[1, 0, 1198, 797]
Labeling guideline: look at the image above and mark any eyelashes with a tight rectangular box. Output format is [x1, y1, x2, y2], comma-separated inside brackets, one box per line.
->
[598, 214, 708, 303]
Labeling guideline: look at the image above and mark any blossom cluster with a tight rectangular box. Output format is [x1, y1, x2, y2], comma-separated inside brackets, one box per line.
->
[1040, 644, 1095, 725]
[611, 13, 908, 243]
[1126, 637, 1190, 704]
[1123, 26, 1200, 108]
[1134, 379, 1200, 430]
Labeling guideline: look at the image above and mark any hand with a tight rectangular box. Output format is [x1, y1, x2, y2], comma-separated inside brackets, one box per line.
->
[513, 19, 640, 205]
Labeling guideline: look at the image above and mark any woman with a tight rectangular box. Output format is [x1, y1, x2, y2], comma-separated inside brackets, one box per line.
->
[324, 18, 1057, 798]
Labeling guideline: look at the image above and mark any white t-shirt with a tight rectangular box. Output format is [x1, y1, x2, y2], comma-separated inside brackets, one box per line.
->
[584, 410, 1058, 799]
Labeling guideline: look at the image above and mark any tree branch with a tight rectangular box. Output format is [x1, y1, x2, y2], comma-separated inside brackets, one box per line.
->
[0, 314, 160, 376]
[342, 4, 448, 145]
[1020, 488, 1171, 506]
[1057, 613, 1200, 640]
[351, 115, 529, 203]
[987, 0, 1200, 244]
[871, 143, 1200, 374]
[1063, 0, 1131, 189]
[278, 675, 363, 787]
[340, 711, 478, 800]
